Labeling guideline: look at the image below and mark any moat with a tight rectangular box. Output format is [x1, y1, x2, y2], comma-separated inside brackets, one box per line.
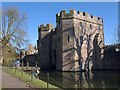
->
[38, 70, 120, 88]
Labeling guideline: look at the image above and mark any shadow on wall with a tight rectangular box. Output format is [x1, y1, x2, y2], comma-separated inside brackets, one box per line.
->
[92, 34, 102, 70]
[102, 44, 120, 70]
[60, 26, 104, 71]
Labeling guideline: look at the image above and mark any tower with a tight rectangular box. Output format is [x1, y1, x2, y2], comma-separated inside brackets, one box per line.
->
[37, 24, 53, 70]
[56, 10, 78, 71]
[56, 10, 104, 71]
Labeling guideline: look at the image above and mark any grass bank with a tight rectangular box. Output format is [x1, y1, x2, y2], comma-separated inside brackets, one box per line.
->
[3, 67, 59, 89]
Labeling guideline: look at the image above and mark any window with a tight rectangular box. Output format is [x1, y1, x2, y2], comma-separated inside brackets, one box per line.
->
[58, 37, 60, 41]
[79, 36, 83, 46]
[91, 15, 93, 18]
[68, 35, 70, 42]
[80, 22, 83, 29]
[83, 21, 87, 27]
[98, 26, 100, 30]
[90, 24, 92, 29]
[84, 29, 86, 33]
[53, 50, 56, 60]
[57, 21, 60, 28]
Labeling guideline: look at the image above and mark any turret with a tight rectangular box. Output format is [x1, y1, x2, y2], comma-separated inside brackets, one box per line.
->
[38, 24, 53, 39]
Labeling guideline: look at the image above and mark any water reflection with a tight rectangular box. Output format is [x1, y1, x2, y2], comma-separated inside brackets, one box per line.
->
[38, 71, 120, 88]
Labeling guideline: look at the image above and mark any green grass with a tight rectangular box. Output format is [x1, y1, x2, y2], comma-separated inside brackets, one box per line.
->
[3, 67, 59, 89]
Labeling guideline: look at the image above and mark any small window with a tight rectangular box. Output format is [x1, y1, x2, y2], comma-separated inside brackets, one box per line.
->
[91, 15, 93, 18]
[57, 21, 60, 28]
[80, 22, 83, 29]
[79, 36, 83, 46]
[98, 26, 100, 30]
[68, 35, 70, 42]
[84, 29, 86, 33]
[53, 50, 56, 60]
[58, 37, 60, 41]
[90, 24, 92, 29]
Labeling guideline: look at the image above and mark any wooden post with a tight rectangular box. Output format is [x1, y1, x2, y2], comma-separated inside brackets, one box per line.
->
[77, 79, 80, 89]
[9, 60, 11, 71]
[47, 73, 49, 88]
[22, 61, 23, 68]
[31, 68, 34, 81]
[26, 62, 29, 70]
[15, 65, 17, 74]
[31, 68, 32, 81]
[21, 61, 24, 77]
[27, 62, 29, 67]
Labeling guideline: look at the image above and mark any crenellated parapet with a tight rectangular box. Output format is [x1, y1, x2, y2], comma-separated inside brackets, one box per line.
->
[38, 24, 53, 31]
[56, 10, 103, 25]
[105, 44, 120, 47]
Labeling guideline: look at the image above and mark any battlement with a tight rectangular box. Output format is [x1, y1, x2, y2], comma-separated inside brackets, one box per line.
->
[38, 24, 53, 30]
[56, 10, 103, 25]
[105, 44, 120, 47]
[56, 10, 76, 19]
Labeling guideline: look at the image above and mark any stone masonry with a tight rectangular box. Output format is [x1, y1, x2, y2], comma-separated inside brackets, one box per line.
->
[37, 10, 104, 71]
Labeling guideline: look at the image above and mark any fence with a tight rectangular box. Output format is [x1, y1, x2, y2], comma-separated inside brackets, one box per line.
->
[2, 61, 53, 89]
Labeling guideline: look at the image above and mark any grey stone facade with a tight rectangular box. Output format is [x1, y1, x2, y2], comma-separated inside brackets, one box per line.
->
[37, 10, 104, 71]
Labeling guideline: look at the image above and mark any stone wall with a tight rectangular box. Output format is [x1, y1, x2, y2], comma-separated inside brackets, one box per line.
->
[103, 44, 120, 70]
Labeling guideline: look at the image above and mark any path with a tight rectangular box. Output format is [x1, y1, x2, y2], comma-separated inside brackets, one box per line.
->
[2, 70, 31, 88]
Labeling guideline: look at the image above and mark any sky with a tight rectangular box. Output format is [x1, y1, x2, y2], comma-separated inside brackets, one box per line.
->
[2, 2, 118, 47]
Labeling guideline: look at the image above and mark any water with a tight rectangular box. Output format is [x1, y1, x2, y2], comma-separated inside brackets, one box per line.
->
[38, 70, 120, 89]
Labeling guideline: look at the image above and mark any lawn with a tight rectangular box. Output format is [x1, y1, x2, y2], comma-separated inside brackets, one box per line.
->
[3, 67, 59, 89]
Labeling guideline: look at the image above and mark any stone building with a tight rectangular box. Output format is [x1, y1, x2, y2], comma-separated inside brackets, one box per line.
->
[20, 44, 38, 66]
[20, 44, 38, 59]
[26, 44, 38, 55]
[37, 10, 104, 71]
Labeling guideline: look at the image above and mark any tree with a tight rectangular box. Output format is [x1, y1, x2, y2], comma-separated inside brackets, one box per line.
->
[0, 6, 28, 65]
[114, 26, 120, 44]
[117, 26, 120, 44]
[1, 6, 27, 47]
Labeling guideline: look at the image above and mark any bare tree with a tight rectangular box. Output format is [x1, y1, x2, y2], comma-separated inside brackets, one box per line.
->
[0, 6, 28, 65]
[114, 26, 120, 44]
[1, 6, 28, 47]
[117, 26, 120, 44]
